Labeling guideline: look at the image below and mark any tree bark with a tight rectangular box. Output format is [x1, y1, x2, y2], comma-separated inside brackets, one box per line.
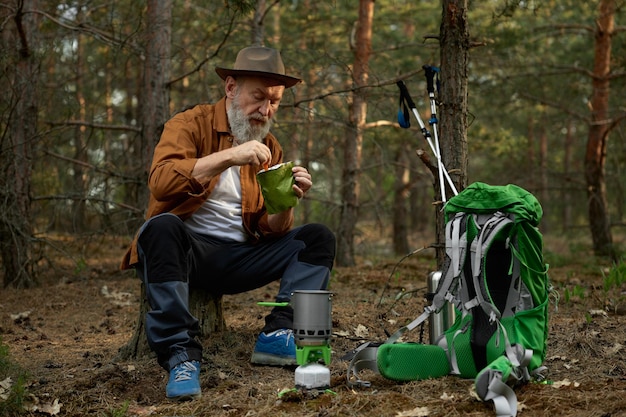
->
[0, 0, 40, 288]
[539, 126, 549, 234]
[585, 0, 615, 259]
[436, 0, 469, 267]
[562, 120, 574, 232]
[393, 143, 410, 255]
[72, 10, 87, 233]
[137, 0, 173, 210]
[336, 0, 374, 266]
[252, 0, 266, 45]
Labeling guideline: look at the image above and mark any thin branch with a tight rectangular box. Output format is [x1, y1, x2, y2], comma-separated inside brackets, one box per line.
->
[32, 194, 143, 213]
[46, 120, 141, 132]
[290, 69, 423, 108]
[44, 150, 138, 182]
[27, 9, 142, 52]
[372, 41, 438, 55]
[167, 11, 240, 87]
[604, 111, 626, 135]
[517, 91, 588, 122]
[535, 23, 595, 34]
[261, 0, 281, 22]
[364, 120, 397, 129]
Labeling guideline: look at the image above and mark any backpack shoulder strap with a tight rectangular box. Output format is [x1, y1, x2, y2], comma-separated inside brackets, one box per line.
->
[475, 344, 533, 417]
[432, 212, 468, 310]
[469, 212, 514, 322]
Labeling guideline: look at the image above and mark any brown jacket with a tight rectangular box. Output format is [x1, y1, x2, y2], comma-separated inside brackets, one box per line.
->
[120, 97, 290, 270]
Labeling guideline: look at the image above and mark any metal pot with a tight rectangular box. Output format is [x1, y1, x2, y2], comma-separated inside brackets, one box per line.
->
[291, 290, 332, 346]
[258, 290, 333, 347]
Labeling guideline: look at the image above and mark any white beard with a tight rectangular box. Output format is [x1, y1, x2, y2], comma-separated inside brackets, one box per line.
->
[227, 95, 272, 144]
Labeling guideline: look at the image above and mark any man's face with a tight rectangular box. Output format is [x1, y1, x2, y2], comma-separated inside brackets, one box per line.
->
[226, 77, 285, 144]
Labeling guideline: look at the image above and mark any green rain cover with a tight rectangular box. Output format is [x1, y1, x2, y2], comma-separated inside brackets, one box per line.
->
[444, 182, 550, 374]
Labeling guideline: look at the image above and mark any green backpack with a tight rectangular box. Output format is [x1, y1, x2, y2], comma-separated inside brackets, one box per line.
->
[347, 182, 551, 417]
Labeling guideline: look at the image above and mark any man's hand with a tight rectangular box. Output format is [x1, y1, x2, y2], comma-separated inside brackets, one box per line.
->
[292, 166, 312, 198]
[231, 141, 271, 168]
[192, 141, 271, 182]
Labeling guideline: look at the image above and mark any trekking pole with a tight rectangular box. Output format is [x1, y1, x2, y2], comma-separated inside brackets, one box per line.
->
[396, 80, 457, 200]
[423, 65, 458, 199]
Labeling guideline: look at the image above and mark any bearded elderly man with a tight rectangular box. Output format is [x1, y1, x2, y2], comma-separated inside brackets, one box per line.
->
[121, 46, 336, 401]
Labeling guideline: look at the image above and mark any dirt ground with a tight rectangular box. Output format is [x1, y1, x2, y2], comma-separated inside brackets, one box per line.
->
[1, 234, 625, 417]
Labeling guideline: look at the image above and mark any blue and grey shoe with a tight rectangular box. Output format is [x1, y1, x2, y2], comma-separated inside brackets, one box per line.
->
[250, 329, 297, 366]
[165, 360, 201, 401]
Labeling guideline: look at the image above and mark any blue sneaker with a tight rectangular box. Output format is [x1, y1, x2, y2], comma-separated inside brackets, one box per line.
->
[165, 360, 201, 401]
[250, 329, 297, 366]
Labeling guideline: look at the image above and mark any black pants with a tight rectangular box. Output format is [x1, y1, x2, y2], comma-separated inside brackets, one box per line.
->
[135, 213, 336, 371]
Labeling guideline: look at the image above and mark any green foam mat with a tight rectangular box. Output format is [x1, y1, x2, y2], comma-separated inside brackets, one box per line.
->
[377, 343, 450, 381]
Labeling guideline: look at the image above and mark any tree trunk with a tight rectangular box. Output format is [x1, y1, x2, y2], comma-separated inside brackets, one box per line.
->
[336, 0, 374, 266]
[527, 115, 536, 191]
[252, 0, 266, 45]
[539, 125, 549, 233]
[73, 15, 87, 233]
[118, 284, 226, 359]
[436, 0, 469, 267]
[393, 143, 410, 255]
[585, 0, 615, 259]
[562, 120, 574, 232]
[138, 0, 173, 209]
[0, 0, 40, 288]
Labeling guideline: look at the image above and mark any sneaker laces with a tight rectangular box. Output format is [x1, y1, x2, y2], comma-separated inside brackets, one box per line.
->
[279, 329, 294, 346]
[267, 329, 294, 346]
[173, 361, 197, 382]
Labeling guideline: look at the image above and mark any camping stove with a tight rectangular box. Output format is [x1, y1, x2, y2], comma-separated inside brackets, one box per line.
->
[258, 290, 333, 390]
[291, 290, 332, 390]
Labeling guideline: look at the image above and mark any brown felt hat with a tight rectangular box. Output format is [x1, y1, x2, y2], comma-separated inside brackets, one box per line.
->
[215, 46, 301, 88]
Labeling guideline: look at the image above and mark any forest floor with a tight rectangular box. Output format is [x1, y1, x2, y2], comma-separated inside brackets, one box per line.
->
[1, 232, 625, 417]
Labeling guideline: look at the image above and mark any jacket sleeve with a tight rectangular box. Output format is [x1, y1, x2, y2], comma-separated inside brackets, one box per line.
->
[148, 114, 209, 201]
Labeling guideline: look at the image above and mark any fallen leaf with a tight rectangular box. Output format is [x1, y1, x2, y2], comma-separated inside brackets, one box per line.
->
[552, 379, 580, 388]
[0, 377, 12, 400]
[605, 343, 623, 356]
[101, 285, 134, 306]
[127, 404, 157, 416]
[10, 311, 31, 321]
[588, 309, 607, 317]
[396, 406, 430, 416]
[29, 398, 62, 415]
[440, 392, 454, 400]
[354, 324, 369, 338]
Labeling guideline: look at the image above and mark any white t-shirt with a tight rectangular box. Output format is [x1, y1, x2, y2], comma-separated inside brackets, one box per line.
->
[184, 166, 247, 242]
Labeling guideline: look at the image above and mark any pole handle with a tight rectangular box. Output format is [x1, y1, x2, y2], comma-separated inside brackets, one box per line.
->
[423, 65, 437, 94]
[396, 80, 416, 109]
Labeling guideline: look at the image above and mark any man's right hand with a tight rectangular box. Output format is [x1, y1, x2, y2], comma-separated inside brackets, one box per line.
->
[192, 140, 271, 183]
[230, 140, 272, 168]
